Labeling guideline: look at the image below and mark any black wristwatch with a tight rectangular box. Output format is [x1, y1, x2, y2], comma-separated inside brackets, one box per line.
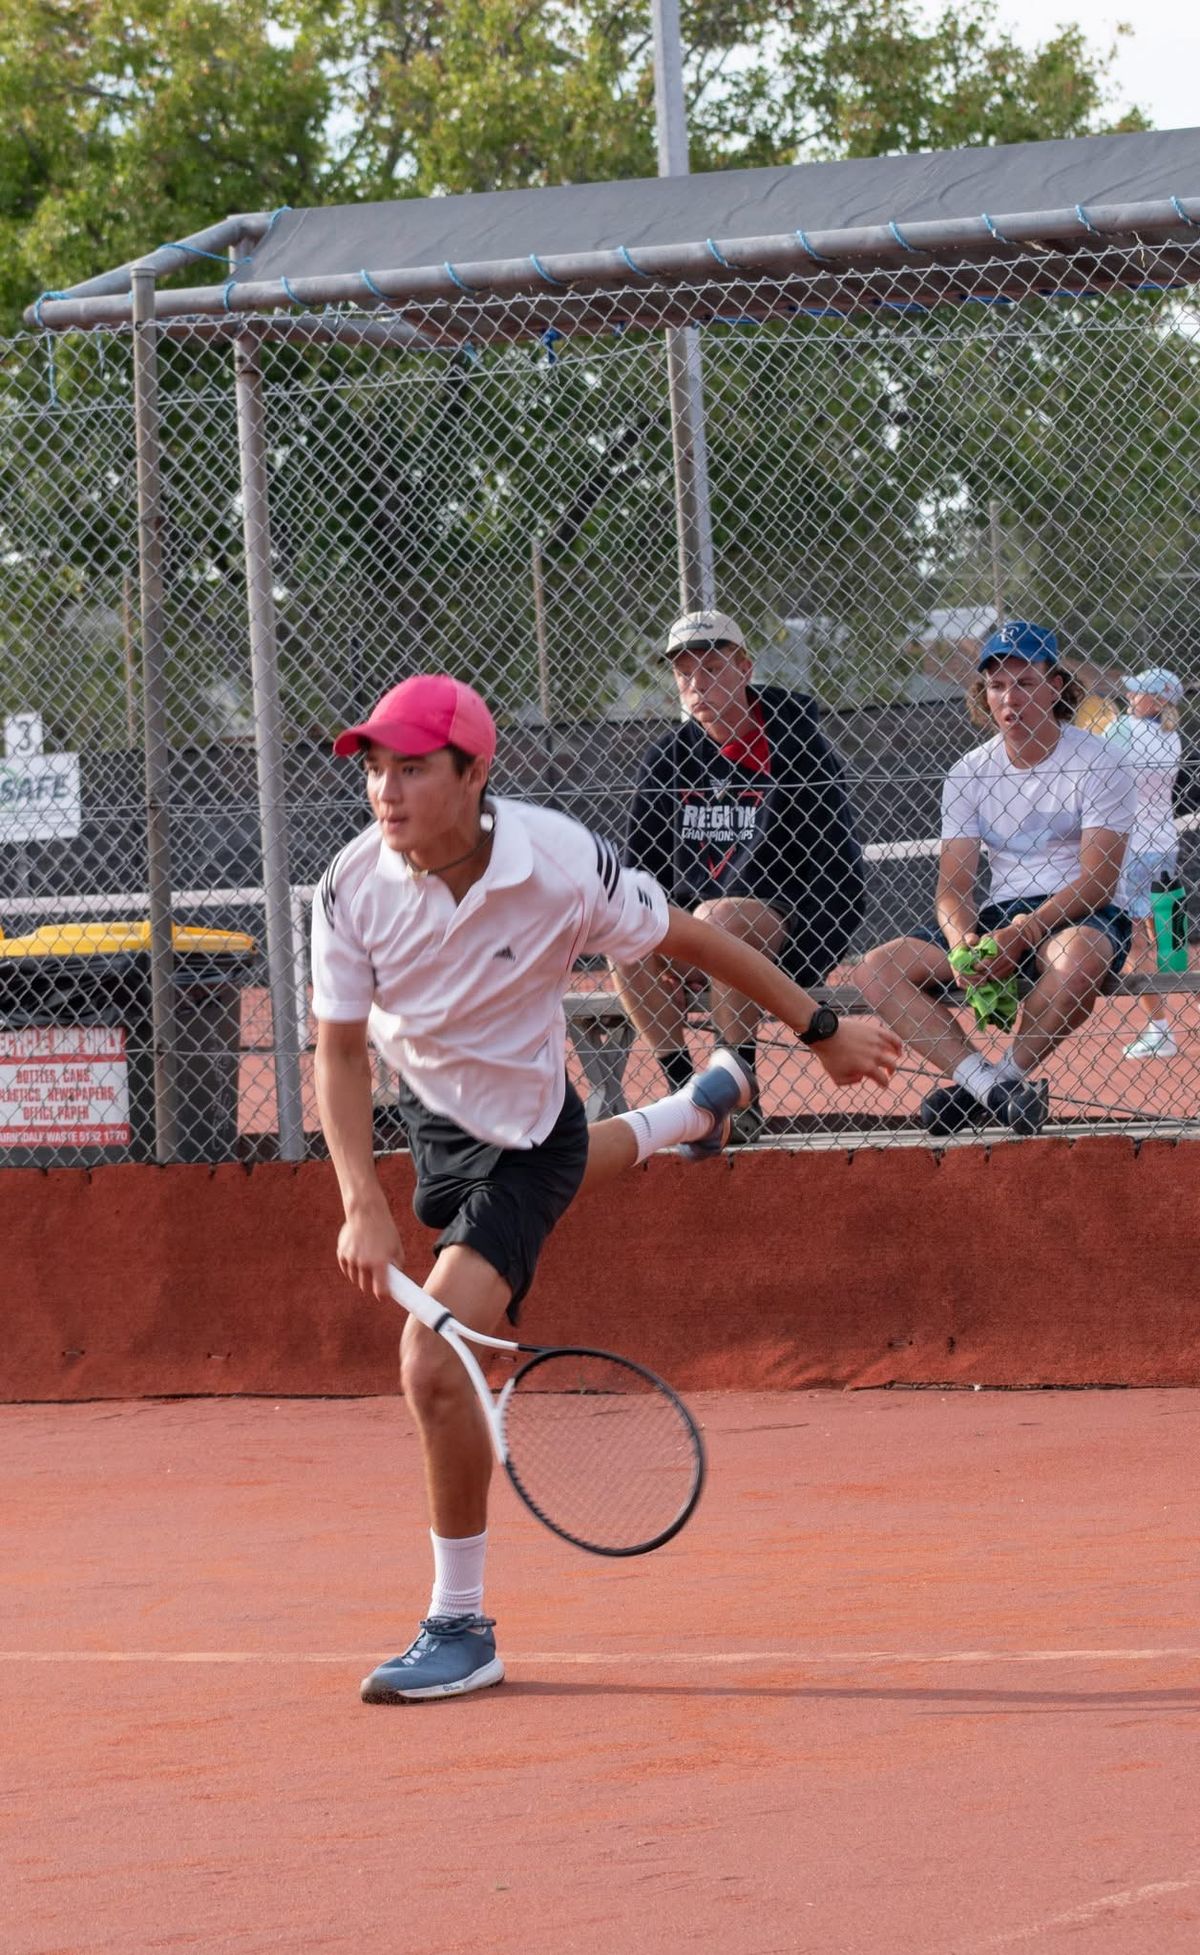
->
[799, 1005, 840, 1047]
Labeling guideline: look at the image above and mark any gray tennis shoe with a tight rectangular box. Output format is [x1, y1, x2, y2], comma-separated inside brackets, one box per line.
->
[680, 1048, 754, 1160]
[360, 1614, 504, 1703]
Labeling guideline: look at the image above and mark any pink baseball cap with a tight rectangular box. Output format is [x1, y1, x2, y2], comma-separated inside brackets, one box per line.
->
[333, 674, 497, 764]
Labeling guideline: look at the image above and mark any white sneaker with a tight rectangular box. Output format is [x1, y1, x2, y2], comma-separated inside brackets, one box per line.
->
[1123, 1025, 1178, 1059]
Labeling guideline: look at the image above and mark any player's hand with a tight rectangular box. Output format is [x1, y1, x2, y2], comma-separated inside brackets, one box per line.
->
[337, 1201, 405, 1304]
[814, 1018, 903, 1088]
[977, 917, 1033, 982]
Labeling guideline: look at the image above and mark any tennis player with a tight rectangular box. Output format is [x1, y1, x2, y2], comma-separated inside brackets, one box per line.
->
[312, 673, 900, 1703]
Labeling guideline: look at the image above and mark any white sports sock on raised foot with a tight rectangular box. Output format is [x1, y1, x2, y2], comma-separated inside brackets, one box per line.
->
[953, 1054, 998, 1106]
[617, 1085, 715, 1165]
[428, 1528, 487, 1619]
[1148, 1017, 1171, 1037]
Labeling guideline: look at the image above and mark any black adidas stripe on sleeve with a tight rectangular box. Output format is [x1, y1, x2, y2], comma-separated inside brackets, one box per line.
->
[318, 859, 338, 927]
[592, 833, 621, 900]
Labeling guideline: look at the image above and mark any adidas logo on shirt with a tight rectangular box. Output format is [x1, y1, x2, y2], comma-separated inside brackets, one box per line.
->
[492, 945, 516, 961]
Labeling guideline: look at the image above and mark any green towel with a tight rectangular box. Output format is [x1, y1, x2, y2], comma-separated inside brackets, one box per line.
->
[948, 936, 1020, 1032]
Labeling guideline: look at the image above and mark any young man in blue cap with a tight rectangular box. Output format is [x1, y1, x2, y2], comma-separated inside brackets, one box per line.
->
[858, 621, 1135, 1135]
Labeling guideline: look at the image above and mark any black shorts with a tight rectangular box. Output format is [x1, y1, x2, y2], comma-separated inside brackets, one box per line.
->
[394, 1077, 589, 1319]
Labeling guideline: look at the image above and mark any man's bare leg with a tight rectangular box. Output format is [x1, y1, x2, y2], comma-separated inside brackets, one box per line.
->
[1009, 929, 1113, 1075]
[608, 951, 691, 1079]
[856, 937, 981, 1078]
[361, 1244, 512, 1702]
[400, 1243, 512, 1536]
[693, 897, 786, 1048]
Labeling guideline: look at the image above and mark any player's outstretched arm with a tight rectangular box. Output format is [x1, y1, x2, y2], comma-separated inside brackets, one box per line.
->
[657, 907, 901, 1089]
[314, 1017, 404, 1301]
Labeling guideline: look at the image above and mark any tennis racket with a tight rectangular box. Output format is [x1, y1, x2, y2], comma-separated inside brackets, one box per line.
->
[387, 1265, 705, 1557]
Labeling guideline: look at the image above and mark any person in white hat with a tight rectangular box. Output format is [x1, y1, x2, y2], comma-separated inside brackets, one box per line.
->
[1102, 668, 1186, 1058]
[614, 609, 865, 1140]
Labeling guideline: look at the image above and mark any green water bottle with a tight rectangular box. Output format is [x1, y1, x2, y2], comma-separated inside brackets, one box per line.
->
[1150, 882, 1188, 973]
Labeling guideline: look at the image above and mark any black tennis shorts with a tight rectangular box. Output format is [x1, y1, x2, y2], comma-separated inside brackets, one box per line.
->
[394, 1076, 590, 1318]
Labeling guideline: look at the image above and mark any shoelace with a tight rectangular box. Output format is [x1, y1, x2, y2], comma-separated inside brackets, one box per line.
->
[396, 1614, 497, 1664]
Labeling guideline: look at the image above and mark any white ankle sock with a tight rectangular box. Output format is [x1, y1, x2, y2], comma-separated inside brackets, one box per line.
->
[618, 1085, 713, 1164]
[995, 1048, 1025, 1085]
[428, 1528, 487, 1619]
[953, 1054, 998, 1106]
[1148, 1018, 1170, 1036]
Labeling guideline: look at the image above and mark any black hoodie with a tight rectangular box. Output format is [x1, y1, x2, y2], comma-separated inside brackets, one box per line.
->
[622, 685, 866, 984]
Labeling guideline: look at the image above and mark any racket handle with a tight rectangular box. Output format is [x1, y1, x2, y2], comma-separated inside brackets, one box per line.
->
[385, 1264, 444, 1331]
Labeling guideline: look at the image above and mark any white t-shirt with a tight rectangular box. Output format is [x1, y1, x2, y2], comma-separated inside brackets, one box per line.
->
[310, 797, 670, 1148]
[940, 724, 1136, 903]
[1101, 714, 1182, 856]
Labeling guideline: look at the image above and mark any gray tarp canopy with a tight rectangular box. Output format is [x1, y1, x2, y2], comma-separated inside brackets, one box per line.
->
[243, 127, 1200, 282]
[27, 125, 1200, 336]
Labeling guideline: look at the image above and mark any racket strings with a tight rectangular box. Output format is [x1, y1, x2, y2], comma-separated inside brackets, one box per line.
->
[501, 1352, 702, 1554]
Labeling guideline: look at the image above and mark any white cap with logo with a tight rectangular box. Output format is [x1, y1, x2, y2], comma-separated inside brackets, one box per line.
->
[663, 610, 747, 660]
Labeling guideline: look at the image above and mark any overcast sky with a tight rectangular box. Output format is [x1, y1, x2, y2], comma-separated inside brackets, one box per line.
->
[991, 0, 1199, 132]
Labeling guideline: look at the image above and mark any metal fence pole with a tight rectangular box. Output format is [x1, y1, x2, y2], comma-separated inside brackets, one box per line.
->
[231, 318, 307, 1163]
[652, 0, 716, 613]
[130, 267, 180, 1162]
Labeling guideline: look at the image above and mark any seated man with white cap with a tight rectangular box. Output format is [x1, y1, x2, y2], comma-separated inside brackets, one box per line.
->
[857, 620, 1135, 1136]
[614, 609, 865, 1140]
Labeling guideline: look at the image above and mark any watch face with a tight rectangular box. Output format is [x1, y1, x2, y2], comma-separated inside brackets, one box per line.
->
[805, 1006, 838, 1044]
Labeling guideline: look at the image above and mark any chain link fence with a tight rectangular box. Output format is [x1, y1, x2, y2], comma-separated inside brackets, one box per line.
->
[2, 241, 1199, 1162]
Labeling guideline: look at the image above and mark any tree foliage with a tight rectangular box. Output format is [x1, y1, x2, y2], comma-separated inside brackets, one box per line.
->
[0, 0, 1143, 331]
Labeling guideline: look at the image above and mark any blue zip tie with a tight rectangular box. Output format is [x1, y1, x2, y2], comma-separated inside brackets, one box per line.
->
[443, 262, 479, 294]
[888, 219, 918, 253]
[165, 240, 240, 266]
[794, 229, 831, 264]
[1074, 203, 1102, 236]
[281, 276, 302, 307]
[617, 245, 651, 279]
[359, 269, 391, 304]
[1170, 195, 1200, 229]
[541, 326, 563, 364]
[32, 290, 72, 328]
[706, 237, 731, 268]
[261, 205, 291, 239]
[222, 278, 237, 312]
[530, 253, 565, 288]
[981, 212, 1012, 246]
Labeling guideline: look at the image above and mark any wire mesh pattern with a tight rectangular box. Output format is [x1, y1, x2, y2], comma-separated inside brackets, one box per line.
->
[1, 241, 1199, 1162]
[500, 1351, 705, 1555]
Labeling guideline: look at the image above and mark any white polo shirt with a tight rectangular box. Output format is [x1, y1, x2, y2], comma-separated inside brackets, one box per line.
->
[310, 798, 670, 1147]
[941, 725, 1135, 902]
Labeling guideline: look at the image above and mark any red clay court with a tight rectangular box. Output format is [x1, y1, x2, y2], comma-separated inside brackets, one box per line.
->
[3, 1385, 1198, 1954]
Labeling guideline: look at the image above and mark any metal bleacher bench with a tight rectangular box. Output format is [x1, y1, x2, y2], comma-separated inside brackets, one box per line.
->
[563, 970, 1200, 1121]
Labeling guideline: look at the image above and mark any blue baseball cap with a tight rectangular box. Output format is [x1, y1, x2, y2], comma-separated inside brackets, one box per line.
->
[978, 620, 1059, 670]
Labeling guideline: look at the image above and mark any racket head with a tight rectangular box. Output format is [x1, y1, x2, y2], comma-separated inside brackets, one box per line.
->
[498, 1346, 705, 1557]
